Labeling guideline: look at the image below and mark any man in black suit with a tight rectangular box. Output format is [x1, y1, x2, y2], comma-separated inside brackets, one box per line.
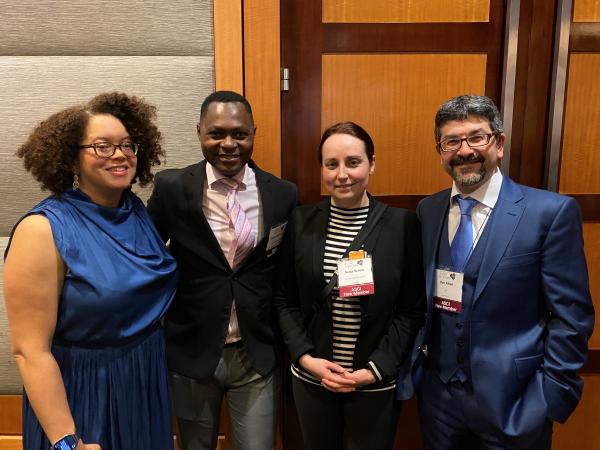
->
[147, 91, 298, 450]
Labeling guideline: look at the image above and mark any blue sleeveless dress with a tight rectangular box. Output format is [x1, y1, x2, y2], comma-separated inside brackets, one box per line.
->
[11, 189, 179, 450]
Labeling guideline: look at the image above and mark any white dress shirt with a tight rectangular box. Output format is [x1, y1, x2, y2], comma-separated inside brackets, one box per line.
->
[448, 168, 503, 248]
[203, 163, 263, 343]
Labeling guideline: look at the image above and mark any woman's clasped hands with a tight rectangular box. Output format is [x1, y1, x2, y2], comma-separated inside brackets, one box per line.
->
[298, 354, 375, 393]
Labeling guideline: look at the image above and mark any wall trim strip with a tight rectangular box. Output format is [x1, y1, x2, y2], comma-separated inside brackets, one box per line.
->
[500, 0, 520, 174]
[545, 0, 573, 191]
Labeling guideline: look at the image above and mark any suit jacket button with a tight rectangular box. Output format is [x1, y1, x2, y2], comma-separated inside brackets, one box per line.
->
[455, 322, 463, 329]
[456, 339, 464, 347]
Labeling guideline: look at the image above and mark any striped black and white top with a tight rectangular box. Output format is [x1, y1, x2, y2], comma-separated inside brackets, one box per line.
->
[325, 204, 369, 370]
[291, 203, 395, 392]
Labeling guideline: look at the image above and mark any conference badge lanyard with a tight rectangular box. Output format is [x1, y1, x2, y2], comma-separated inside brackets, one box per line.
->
[337, 250, 375, 298]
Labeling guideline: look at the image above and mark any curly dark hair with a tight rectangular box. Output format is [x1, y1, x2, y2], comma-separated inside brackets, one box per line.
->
[16, 92, 164, 194]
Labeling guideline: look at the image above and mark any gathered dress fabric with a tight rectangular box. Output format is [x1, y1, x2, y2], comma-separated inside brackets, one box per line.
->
[8, 189, 179, 450]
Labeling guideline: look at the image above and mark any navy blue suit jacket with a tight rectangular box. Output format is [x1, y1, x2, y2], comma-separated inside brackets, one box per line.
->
[398, 175, 594, 438]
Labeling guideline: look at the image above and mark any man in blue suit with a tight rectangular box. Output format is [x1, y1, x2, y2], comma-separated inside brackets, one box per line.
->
[413, 95, 594, 449]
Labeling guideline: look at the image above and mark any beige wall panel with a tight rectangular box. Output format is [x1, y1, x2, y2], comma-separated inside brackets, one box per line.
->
[244, 0, 281, 177]
[583, 222, 600, 349]
[321, 54, 487, 195]
[0, 238, 22, 395]
[0, 56, 214, 233]
[0, 0, 213, 56]
[560, 54, 600, 194]
[214, 0, 244, 92]
[573, 0, 600, 22]
[554, 374, 600, 449]
[323, 0, 490, 23]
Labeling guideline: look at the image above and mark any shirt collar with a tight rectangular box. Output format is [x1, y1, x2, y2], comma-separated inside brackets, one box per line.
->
[450, 167, 503, 209]
[206, 162, 249, 188]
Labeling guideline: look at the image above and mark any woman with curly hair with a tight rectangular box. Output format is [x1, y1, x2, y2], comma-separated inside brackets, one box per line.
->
[3, 92, 179, 450]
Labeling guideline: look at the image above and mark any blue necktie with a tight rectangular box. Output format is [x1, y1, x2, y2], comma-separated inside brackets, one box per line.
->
[451, 197, 478, 271]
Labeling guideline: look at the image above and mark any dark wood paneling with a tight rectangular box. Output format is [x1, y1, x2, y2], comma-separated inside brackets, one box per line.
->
[281, 0, 323, 203]
[484, 0, 508, 101]
[323, 23, 493, 52]
[582, 349, 600, 373]
[571, 195, 600, 220]
[509, 0, 557, 188]
[569, 22, 600, 51]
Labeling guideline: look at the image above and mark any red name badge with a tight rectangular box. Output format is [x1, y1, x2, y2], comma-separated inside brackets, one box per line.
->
[433, 296, 462, 313]
[339, 282, 375, 298]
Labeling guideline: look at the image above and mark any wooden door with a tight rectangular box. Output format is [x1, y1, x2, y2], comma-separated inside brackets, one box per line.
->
[280, 2, 507, 449]
[548, 1, 600, 448]
[281, 0, 506, 209]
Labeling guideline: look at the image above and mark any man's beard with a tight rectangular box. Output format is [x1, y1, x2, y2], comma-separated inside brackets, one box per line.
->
[447, 153, 486, 187]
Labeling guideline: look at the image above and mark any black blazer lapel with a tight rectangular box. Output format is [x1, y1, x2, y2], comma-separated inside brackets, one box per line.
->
[359, 198, 387, 315]
[253, 162, 275, 240]
[313, 197, 387, 315]
[312, 199, 329, 287]
[183, 160, 231, 270]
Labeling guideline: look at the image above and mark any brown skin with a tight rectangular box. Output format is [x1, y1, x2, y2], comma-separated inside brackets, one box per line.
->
[197, 102, 256, 177]
[76, 114, 137, 208]
[16, 92, 163, 195]
[6, 92, 162, 450]
[5, 216, 101, 449]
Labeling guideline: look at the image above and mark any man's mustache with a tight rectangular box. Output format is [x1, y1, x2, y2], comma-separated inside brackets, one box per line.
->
[450, 154, 485, 166]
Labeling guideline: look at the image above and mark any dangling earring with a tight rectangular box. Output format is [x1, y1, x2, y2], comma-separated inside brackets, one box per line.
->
[72, 173, 80, 190]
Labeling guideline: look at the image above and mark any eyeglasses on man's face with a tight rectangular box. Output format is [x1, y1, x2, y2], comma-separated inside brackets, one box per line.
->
[438, 133, 497, 153]
[78, 141, 139, 158]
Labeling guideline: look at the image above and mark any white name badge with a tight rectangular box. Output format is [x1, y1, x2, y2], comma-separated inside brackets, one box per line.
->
[433, 269, 464, 313]
[265, 221, 287, 257]
[337, 254, 375, 298]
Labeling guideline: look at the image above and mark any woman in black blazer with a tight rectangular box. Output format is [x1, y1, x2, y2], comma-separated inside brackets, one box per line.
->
[275, 122, 426, 450]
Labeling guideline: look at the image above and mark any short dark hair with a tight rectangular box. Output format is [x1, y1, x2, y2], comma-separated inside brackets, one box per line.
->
[318, 121, 375, 164]
[199, 90, 253, 121]
[434, 94, 504, 147]
[16, 92, 164, 195]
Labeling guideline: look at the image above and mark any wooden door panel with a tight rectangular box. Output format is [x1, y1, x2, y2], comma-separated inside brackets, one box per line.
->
[322, 0, 490, 23]
[321, 53, 486, 195]
[553, 374, 600, 449]
[573, 0, 600, 21]
[560, 54, 600, 193]
[583, 223, 600, 349]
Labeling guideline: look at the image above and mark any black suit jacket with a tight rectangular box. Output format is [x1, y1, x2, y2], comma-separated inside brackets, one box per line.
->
[274, 197, 426, 383]
[147, 160, 298, 378]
